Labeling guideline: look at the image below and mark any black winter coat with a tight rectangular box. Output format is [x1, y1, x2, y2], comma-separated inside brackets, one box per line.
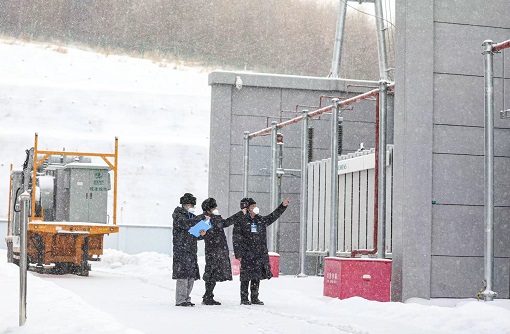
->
[172, 206, 201, 280]
[233, 203, 287, 281]
[196, 211, 244, 282]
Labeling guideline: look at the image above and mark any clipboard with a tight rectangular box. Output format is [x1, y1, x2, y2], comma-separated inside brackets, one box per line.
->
[188, 219, 211, 237]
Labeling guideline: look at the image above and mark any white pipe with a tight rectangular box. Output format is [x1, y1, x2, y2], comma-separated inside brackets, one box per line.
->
[298, 110, 309, 277]
[481, 40, 497, 301]
[330, 0, 348, 78]
[377, 80, 388, 259]
[374, 0, 390, 81]
[270, 121, 279, 252]
[19, 191, 30, 326]
[329, 99, 340, 256]
[242, 131, 250, 198]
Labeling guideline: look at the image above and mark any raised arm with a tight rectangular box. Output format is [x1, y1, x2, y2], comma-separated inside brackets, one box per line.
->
[260, 198, 291, 227]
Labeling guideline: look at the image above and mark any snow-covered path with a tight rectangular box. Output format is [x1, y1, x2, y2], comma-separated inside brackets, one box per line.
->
[4, 249, 510, 334]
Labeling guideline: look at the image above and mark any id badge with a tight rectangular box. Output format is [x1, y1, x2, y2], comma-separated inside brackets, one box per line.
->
[251, 223, 257, 233]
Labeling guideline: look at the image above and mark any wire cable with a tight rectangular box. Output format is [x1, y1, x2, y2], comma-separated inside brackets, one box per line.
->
[340, 0, 396, 28]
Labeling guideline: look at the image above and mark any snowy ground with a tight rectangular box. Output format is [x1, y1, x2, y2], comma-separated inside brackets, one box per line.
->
[0, 39, 211, 225]
[2, 249, 510, 334]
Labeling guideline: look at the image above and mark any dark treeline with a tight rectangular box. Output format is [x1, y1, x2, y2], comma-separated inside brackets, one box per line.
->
[0, 0, 378, 79]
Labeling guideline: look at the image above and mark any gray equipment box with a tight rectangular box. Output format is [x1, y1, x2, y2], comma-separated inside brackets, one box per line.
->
[54, 163, 111, 224]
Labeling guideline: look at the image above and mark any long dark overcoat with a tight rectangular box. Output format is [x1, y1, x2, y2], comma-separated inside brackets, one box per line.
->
[195, 211, 244, 282]
[233, 204, 287, 281]
[172, 206, 201, 280]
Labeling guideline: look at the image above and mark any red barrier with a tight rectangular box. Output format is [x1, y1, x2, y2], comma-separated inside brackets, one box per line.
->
[324, 257, 392, 302]
[231, 253, 280, 278]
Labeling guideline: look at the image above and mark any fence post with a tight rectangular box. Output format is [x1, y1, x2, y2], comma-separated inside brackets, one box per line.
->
[243, 131, 250, 198]
[481, 40, 497, 301]
[377, 81, 388, 259]
[298, 110, 309, 277]
[329, 100, 340, 257]
[270, 121, 279, 252]
[19, 191, 30, 326]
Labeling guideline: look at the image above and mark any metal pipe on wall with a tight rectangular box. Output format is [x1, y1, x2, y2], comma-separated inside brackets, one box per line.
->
[242, 131, 250, 198]
[376, 80, 388, 259]
[329, 100, 340, 257]
[374, 0, 390, 81]
[481, 40, 497, 301]
[270, 121, 279, 252]
[298, 110, 309, 276]
[330, 0, 348, 78]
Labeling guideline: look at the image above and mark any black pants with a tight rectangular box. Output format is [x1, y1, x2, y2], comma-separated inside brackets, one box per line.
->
[240, 279, 260, 301]
[203, 281, 216, 300]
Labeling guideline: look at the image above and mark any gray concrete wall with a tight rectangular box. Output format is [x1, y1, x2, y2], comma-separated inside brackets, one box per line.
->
[208, 71, 386, 275]
[392, 0, 510, 301]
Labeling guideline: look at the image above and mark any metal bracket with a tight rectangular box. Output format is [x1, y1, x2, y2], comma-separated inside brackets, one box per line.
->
[500, 109, 510, 119]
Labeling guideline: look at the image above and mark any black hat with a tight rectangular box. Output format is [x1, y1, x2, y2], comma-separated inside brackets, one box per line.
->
[240, 197, 256, 209]
[202, 198, 217, 212]
[180, 193, 196, 205]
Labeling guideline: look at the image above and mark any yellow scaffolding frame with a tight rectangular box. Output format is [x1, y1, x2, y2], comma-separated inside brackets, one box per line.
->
[30, 133, 119, 225]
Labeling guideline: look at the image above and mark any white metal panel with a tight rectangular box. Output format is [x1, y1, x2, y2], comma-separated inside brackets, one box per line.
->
[318, 159, 327, 252]
[366, 167, 375, 249]
[359, 169, 368, 249]
[385, 159, 393, 253]
[337, 171, 346, 252]
[351, 171, 360, 250]
[312, 161, 320, 251]
[344, 173, 352, 252]
[324, 158, 331, 253]
[306, 162, 315, 251]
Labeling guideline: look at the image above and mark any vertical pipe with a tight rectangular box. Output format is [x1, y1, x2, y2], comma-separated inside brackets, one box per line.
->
[243, 131, 250, 198]
[113, 137, 118, 225]
[374, 0, 389, 81]
[482, 40, 497, 301]
[330, 0, 348, 78]
[31, 133, 38, 221]
[270, 121, 279, 252]
[19, 191, 30, 326]
[377, 81, 388, 259]
[329, 100, 340, 257]
[8, 163, 13, 236]
[299, 110, 309, 276]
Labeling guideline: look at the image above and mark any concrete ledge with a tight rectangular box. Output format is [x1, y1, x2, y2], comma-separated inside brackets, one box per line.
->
[209, 70, 378, 94]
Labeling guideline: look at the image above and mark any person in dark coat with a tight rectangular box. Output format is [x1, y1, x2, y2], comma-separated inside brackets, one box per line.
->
[172, 193, 205, 307]
[195, 198, 245, 305]
[233, 197, 290, 305]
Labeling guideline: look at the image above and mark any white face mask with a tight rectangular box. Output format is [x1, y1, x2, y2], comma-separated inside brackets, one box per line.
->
[251, 207, 260, 215]
[212, 209, 220, 215]
[187, 207, 196, 213]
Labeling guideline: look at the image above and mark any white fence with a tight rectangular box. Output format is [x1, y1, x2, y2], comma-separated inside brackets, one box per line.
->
[306, 146, 393, 257]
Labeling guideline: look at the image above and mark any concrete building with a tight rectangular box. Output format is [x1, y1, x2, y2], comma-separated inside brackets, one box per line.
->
[208, 1, 510, 301]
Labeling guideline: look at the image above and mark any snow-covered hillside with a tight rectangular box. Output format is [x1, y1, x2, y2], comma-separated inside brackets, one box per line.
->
[0, 40, 211, 225]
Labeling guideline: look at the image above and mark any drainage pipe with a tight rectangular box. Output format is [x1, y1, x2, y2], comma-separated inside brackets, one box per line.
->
[242, 131, 250, 198]
[298, 110, 310, 277]
[481, 40, 497, 301]
[270, 121, 279, 252]
[329, 99, 340, 257]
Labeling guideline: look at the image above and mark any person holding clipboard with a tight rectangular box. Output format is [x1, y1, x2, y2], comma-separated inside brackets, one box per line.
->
[194, 198, 245, 305]
[172, 193, 206, 307]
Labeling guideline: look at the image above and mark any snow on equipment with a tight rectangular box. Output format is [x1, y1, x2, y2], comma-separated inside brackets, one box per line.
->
[5, 134, 119, 276]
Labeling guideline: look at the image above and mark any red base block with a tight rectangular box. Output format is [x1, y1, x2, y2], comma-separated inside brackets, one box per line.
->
[232, 256, 241, 276]
[323, 257, 392, 302]
[232, 253, 280, 278]
[269, 252, 280, 278]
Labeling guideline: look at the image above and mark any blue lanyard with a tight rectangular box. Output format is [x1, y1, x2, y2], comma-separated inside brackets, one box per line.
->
[246, 215, 255, 224]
